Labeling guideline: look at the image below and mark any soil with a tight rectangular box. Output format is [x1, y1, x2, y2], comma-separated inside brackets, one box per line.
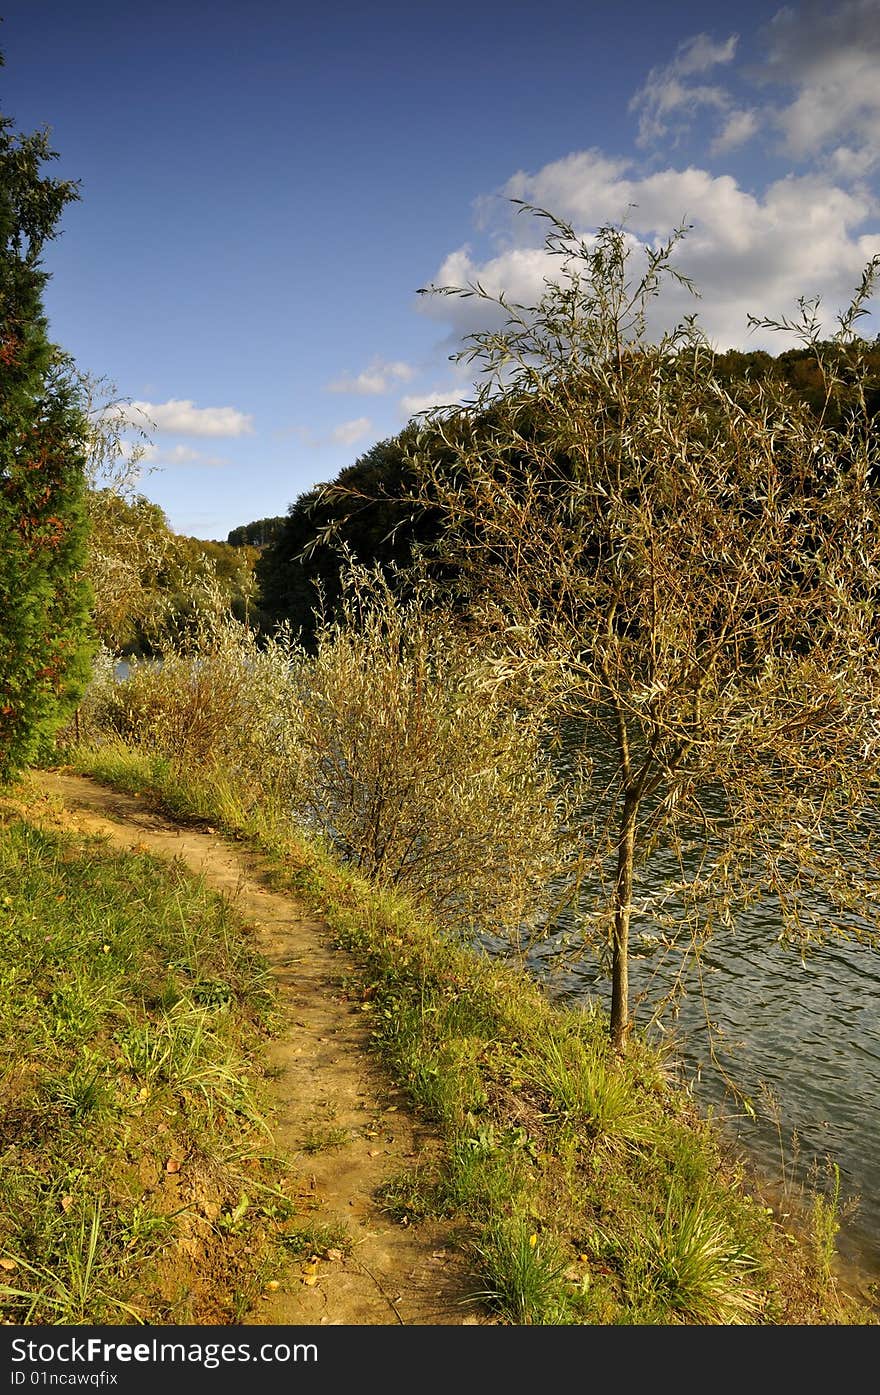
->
[27, 770, 489, 1327]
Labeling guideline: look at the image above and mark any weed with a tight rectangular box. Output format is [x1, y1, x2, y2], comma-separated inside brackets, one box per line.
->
[440, 1123, 531, 1220]
[0, 1201, 145, 1325]
[280, 1219, 353, 1259]
[524, 1032, 651, 1146]
[810, 1160, 843, 1282]
[467, 1217, 569, 1324]
[298, 1123, 349, 1155]
[628, 1192, 760, 1324]
[376, 1166, 441, 1223]
[0, 803, 288, 1325]
[44, 1055, 115, 1122]
[56, 726, 879, 1325]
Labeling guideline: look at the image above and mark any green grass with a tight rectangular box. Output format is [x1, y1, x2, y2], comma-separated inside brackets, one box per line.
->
[298, 1122, 350, 1154]
[279, 1219, 353, 1259]
[56, 742, 879, 1326]
[467, 1218, 570, 1325]
[625, 1192, 760, 1324]
[0, 801, 300, 1325]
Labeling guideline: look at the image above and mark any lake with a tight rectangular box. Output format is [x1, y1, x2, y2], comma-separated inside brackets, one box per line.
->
[505, 728, 880, 1289]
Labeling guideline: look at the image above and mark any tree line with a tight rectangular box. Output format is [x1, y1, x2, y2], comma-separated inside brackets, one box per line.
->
[250, 335, 880, 651]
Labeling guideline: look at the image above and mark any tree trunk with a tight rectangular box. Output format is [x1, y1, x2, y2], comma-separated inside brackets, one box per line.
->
[611, 791, 638, 1052]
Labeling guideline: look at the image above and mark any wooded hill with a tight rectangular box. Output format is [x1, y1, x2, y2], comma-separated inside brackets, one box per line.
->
[243, 341, 880, 647]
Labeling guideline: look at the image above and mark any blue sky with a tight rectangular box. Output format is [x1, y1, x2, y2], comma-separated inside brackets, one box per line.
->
[2, 0, 879, 539]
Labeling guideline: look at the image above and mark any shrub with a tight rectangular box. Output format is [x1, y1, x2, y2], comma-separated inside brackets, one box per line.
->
[81, 568, 571, 941]
[276, 567, 568, 937]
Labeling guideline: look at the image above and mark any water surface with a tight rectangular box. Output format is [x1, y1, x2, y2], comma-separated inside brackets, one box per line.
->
[515, 731, 880, 1284]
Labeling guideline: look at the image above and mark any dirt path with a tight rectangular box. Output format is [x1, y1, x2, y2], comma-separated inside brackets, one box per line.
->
[29, 771, 485, 1327]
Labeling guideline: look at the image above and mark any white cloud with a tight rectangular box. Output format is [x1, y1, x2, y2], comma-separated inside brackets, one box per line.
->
[710, 108, 759, 154]
[326, 358, 415, 395]
[419, 239, 564, 338]
[152, 444, 229, 468]
[413, 6, 880, 411]
[827, 144, 880, 179]
[670, 32, 739, 78]
[420, 151, 880, 350]
[758, 0, 880, 171]
[331, 416, 373, 445]
[630, 32, 739, 147]
[628, 5, 880, 175]
[400, 386, 468, 418]
[126, 399, 254, 437]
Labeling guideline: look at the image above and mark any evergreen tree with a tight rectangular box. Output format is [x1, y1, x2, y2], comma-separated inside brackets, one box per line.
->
[0, 58, 94, 780]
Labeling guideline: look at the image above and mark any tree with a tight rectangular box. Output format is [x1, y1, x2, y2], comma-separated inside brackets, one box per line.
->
[76, 379, 171, 654]
[85, 487, 175, 652]
[257, 431, 444, 647]
[0, 64, 94, 779]
[403, 205, 880, 1051]
[163, 533, 260, 638]
[227, 515, 286, 548]
[78, 381, 259, 654]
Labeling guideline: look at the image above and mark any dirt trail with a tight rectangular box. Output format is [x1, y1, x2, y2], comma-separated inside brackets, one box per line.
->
[30, 770, 485, 1327]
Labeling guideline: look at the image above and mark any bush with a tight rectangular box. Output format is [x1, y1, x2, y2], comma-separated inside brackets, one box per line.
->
[278, 568, 567, 937]
[82, 569, 570, 940]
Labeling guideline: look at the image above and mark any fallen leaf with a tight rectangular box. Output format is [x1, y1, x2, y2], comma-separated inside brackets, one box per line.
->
[326, 1248, 343, 1261]
[61, 1195, 74, 1212]
[265, 1280, 280, 1291]
[303, 1274, 318, 1287]
[0, 1258, 17, 1271]
[166, 1158, 181, 1174]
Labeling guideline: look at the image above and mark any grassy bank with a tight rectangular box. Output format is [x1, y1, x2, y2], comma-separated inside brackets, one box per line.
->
[41, 740, 877, 1325]
[0, 782, 313, 1325]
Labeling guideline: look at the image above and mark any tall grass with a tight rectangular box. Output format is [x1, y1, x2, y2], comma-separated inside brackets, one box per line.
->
[78, 566, 572, 941]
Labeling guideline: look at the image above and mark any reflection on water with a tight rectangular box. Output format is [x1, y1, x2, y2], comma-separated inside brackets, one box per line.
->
[514, 730, 880, 1282]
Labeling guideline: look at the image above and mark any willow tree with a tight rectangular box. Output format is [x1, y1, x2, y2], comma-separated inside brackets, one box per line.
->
[398, 206, 880, 1051]
[0, 67, 94, 780]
